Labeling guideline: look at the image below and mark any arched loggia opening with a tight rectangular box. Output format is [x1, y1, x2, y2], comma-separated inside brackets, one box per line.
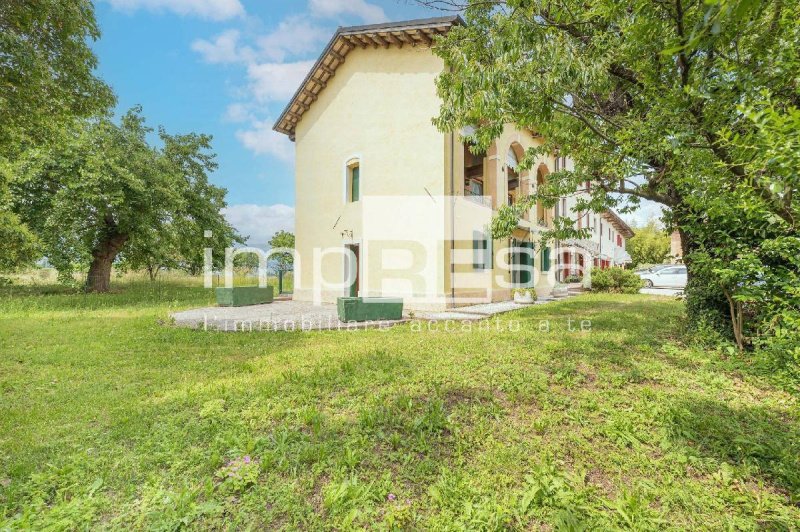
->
[506, 143, 527, 207]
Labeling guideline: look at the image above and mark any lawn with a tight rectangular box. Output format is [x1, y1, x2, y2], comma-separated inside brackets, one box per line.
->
[0, 281, 798, 529]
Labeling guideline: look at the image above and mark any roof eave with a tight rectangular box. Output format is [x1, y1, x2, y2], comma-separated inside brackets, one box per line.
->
[272, 16, 463, 140]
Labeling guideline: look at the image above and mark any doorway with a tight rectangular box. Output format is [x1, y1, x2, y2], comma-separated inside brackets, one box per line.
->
[345, 244, 360, 297]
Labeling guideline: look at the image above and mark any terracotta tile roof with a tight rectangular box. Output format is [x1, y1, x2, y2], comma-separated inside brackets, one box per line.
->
[602, 210, 635, 238]
[272, 16, 463, 140]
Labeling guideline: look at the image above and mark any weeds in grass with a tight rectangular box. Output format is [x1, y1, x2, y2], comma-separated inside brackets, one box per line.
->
[0, 282, 798, 528]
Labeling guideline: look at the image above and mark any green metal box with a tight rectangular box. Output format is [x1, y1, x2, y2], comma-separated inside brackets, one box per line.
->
[215, 286, 274, 307]
[337, 297, 403, 322]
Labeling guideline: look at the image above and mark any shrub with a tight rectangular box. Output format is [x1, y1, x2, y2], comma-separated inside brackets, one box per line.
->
[512, 287, 537, 301]
[589, 268, 642, 294]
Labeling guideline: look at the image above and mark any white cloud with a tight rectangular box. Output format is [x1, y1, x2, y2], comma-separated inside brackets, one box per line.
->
[622, 200, 667, 228]
[223, 102, 253, 123]
[223, 203, 295, 246]
[191, 29, 254, 64]
[257, 15, 329, 62]
[103, 0, 244, 20]
[235, 120, 295, 162]
[246, 60, 314, 102]
[192, 17, 328, 65]
[309, 0, 387, 23]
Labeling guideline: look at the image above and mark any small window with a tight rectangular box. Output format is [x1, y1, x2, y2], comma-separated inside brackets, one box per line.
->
[472, 230, 492, 270]
[347, 162, 360, 202]
[541, 247, 551, 272]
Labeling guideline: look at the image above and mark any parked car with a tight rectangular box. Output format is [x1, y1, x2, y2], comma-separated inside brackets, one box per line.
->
[635, 264, 673, 275]
[639, 265, 687, 289]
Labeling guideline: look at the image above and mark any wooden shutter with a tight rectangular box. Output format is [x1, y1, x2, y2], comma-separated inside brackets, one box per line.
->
[473, 231, 491, 270]
[351, 166, 360, 202]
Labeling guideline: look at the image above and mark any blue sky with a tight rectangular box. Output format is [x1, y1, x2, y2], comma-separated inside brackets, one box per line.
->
[91, 0, 662, 244]
[92, 0, 439, 244]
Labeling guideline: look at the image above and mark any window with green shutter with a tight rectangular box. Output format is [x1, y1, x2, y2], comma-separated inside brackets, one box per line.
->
[473, 230, 491, 270]
[542, 247, 551, 272]
[350, 165, 360, 202]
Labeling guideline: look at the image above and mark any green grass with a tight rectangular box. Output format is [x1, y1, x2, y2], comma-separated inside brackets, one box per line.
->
[0, 281, 798, 530]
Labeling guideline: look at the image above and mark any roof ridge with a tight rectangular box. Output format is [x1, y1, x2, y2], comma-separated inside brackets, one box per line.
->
[273, 16, 463, 139]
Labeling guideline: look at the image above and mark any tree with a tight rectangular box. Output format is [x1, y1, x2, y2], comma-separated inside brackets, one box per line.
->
[0, 162, 38, 270]
[119, 131, 244, 280]
[268, 230, 295, 272]
[0, 211, 38, 272]
[12, 108, 241, 291]
[427, 0, 799, 345]
[0, 0, 114, 271]
[268, 230, 294, 294]
[627, 220, 671, 268]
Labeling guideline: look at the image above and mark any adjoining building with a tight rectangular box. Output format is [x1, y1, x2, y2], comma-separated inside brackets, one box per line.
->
[274, 16, 632, 310]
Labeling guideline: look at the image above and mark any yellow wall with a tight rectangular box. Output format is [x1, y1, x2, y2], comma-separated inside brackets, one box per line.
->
[291, 44, 566, 308]
[292, 45, 447, 306]
[446, 125, 558, 302]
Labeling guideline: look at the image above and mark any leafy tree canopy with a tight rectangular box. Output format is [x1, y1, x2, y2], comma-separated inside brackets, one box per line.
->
[12, 107, 241, 291]
[428, 0, 799, 349]
[1, 0, 114, 271]
[269, 230, 295, 272]
[0, 0, 114, 155]
[627, 220, 671, 268]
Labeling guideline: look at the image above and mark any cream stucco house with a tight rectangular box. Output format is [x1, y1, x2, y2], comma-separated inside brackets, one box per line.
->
[273, 16, 632, 310]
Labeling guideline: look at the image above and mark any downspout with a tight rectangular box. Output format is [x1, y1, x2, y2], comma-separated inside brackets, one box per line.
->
[450, 130, 455, 305]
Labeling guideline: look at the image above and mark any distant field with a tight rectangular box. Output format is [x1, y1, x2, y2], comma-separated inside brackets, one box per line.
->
[0, 281, 797, 529]
[0, 268, 294, 292]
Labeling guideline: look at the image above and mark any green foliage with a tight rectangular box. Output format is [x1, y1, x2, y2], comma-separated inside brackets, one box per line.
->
[119, 130, 244, 279]
[215, 456, 259, 495]
[627, 221, 671, 268]
[512, 287, 538, 301]
[0, 209, 38, 271]
[0, 1, 114, 272]
[11, 108, 241, 290]
[589, 268, 643, 294]
[431, 0, 799, 355]
[0, 0, 114, 156]
[2, 283, 798, 527]
[268, 230, 295, 272]
[591, 268, 643, 294]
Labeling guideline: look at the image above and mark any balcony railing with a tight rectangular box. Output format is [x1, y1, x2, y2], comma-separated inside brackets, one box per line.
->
[465, 194, 492, 208]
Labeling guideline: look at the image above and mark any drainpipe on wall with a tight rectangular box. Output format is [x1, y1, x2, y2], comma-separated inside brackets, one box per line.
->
[450, 130, 455, 305]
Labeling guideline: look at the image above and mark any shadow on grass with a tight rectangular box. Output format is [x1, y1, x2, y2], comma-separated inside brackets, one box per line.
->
[667, 398, 800, 501]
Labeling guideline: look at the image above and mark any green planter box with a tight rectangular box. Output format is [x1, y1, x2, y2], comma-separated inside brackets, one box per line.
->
[215, 286, 274, 307]
[337, 297, 404, 322]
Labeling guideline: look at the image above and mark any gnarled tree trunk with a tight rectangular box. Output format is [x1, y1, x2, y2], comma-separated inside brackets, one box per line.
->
[85, 215, 128, 293]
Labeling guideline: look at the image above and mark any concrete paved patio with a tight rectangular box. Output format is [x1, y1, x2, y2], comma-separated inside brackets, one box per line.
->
[171, 294, 569, 332]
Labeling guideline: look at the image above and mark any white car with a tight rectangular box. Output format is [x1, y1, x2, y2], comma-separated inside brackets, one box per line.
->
[639, 265, 687, 289]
